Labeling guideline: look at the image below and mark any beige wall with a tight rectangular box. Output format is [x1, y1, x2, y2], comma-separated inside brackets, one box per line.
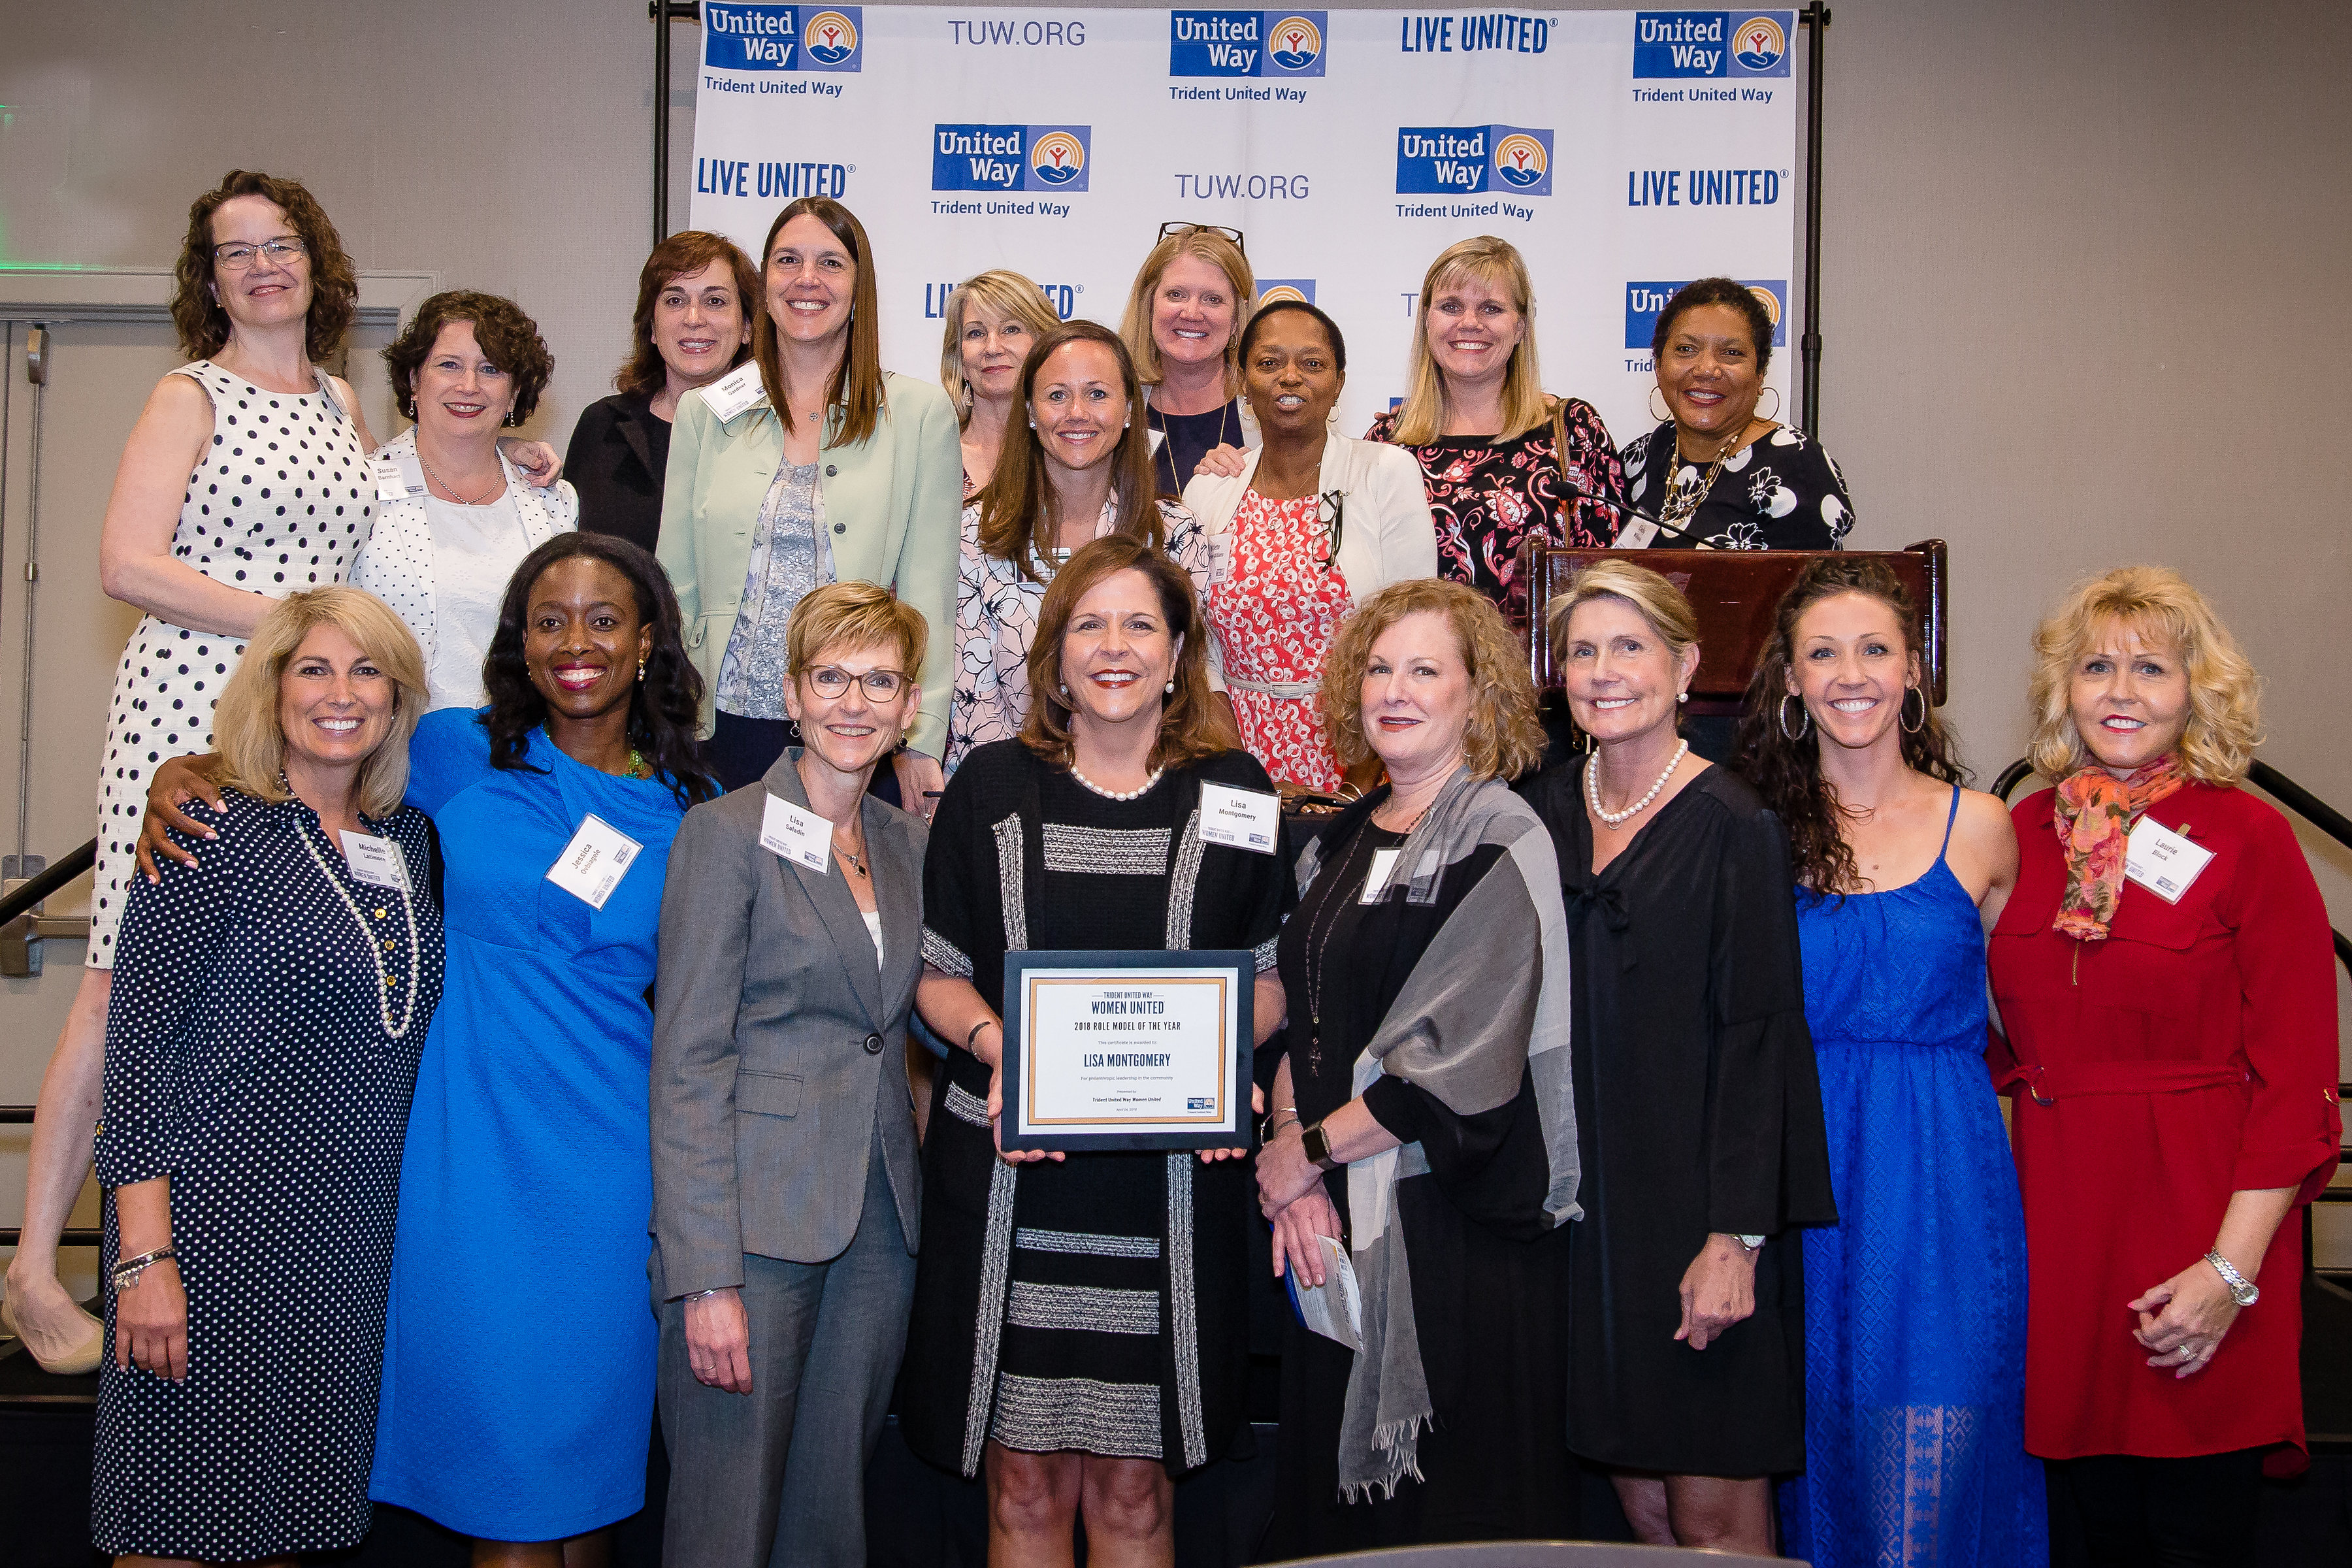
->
[4, 1, 2347, 1271]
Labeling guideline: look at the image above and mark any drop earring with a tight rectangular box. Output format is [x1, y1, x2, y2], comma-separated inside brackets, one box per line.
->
[1164, 680, 1175, 694]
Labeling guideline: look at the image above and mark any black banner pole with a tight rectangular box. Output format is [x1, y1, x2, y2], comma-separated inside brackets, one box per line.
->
[652, 3, 702, 248]
[1798, 4, 1829, 435]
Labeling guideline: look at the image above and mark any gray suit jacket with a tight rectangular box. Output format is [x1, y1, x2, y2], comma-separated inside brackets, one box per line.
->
[650, 751, 925, 1299]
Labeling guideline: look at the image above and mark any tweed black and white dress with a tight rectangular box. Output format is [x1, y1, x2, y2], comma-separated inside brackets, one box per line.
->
[902, 741, 1286, 1478]
[86, 363, 371, 967]
[91, 790, 442, 1560]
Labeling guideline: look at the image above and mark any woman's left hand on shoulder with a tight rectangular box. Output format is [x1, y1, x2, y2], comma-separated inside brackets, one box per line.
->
[498, 437, 563, 489]
[2131, 1258, 2242, 1379]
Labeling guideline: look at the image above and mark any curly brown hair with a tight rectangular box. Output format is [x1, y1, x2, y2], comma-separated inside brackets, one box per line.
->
[382, 291, 556, 426]
[1324, 579, 1545, 783]
[170, 171, 358, 364]
[615, 231, 758, 399]
[1732, 557, 1967, 898]
[1020, 534, 1234, 774]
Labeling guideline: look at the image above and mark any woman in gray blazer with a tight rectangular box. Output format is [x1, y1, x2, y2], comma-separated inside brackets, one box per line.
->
[649, 580, 930, 1568]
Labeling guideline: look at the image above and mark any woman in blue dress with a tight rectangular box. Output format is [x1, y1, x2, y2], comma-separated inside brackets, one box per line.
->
[1735, 557, 2046, 1567]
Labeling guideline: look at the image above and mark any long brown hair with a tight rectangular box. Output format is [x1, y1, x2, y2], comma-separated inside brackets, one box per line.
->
[751, 197, 885, 448]
[1021, 534, 1231, 774]
[1733, 557, 1966, 898]
[976, 321, 1167, 580]
[171, 171, 358, 364]
[617, 231, 758, 399]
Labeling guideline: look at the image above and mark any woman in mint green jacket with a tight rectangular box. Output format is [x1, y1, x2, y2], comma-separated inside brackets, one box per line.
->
[658, 197, 962, 806]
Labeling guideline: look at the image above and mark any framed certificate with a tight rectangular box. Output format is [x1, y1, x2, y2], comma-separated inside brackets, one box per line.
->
[1000, 949, 1256, 1152]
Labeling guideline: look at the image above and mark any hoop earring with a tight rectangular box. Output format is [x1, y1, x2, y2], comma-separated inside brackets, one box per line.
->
[1758, 385, 1782, 423]
[1649, 386, 1672, 424]
[1902, 687, 1928, 734]
[1778, 694, 1810, 741]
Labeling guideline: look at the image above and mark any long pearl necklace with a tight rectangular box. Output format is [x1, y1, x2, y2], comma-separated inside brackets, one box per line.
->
[295, 815, 423, 1039]
[1587, 739, 1689, 830]
[1070, 763, 1165, 802]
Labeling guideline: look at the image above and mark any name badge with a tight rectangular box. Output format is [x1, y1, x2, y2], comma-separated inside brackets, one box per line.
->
[340, 830, 411, 892]
[1359, 847, 1403, 904]
[2125, 817, 2213, 904]
[759, 792, 832, 873]
[700, 362, 766, 424]
[1199, 782, 1280, 855]
[544, 813, 643, 909]
[1616, 517, 1661, 549]
[373, 457, 423, 504]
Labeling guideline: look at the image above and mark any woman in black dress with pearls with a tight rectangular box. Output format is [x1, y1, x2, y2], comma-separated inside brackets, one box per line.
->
[91, 586, 443, 1564]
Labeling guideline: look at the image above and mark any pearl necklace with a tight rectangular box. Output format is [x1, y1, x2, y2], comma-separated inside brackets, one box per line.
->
[1586, 739, 1689, 830]
[294, 814, 423, 1039]
[1069, 763, 1165, 802]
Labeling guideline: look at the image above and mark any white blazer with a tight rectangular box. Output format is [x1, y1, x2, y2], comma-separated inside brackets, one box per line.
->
[349, 427, 578, 676]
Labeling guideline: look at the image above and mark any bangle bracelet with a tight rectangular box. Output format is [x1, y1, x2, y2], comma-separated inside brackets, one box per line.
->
[680, 1287, 725, 1305]
[112, 1243, 176, 1294]
[966, 1017, 995, 1053]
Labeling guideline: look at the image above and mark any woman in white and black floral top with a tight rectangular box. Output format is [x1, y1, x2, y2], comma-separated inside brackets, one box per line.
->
[947, 320, 1207, 771]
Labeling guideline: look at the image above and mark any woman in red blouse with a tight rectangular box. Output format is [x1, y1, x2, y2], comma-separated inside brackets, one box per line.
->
[1987, 565, 2341, 1565]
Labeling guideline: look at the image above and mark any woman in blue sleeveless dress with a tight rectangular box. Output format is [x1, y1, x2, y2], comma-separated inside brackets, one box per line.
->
[1735, 559, 2046, 1567]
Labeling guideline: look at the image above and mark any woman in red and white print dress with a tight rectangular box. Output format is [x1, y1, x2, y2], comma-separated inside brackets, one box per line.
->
[1184, 301, 1436, 792]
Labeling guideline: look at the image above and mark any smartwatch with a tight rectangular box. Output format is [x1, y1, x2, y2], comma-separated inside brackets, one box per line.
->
[1300, 1120, 1343, 1172]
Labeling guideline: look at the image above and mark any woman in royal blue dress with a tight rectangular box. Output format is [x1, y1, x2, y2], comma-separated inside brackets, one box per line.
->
[1734, 557, 2045, 1567]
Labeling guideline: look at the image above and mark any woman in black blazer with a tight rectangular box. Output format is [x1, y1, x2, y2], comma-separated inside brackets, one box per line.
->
[568, 231, 757, 551]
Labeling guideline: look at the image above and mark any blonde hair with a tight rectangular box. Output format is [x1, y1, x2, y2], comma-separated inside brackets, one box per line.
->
[2027, 564, 2261, 785]
[215, 587, 428, 819]
[938, 269, 1062, 426]
[785, 580, 928, 681]
[1117, 227, 1256, 395]
[1322, 580, 1544, 783]
[1390, 237, 1550, 446]
[1544, 557, 1703, 676]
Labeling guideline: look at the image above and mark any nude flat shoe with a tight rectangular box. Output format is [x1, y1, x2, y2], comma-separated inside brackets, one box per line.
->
[1, 1288, 104, 1377]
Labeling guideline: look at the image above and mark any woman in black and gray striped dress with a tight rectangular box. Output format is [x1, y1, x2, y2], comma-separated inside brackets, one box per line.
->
[903, 536, 1286, 1565]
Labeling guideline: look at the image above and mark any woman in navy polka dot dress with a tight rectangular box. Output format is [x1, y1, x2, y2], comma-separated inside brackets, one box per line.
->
[91, 587, 444, 1562]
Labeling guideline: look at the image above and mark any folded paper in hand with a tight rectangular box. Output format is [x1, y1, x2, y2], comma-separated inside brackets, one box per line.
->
[1283, 1235, 1363, 1352]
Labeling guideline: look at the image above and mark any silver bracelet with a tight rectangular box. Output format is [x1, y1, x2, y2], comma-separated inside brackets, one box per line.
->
[112, 1243, 176, 1294]
[2204, 1249, 2259, 1307]
[679, 1287, 727, 1305]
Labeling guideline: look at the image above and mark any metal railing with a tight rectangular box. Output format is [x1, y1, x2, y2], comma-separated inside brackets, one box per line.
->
[0, 836, 95, 974]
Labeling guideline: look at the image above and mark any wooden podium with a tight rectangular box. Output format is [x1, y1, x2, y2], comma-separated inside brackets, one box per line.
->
[1518, 539, 1949, 719]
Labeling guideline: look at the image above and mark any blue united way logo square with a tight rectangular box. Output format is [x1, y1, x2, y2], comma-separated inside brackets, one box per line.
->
[702, 4, 863, 72]
[1171, 11, 1326, 78]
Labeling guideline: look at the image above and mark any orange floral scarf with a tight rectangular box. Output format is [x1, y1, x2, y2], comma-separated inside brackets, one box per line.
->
[2051, 755, 2186, 941]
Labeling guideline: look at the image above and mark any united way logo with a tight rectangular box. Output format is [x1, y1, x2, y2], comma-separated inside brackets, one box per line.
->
[1731, 14, 1785, 69]
[802, 9, 860, 65]
[1396, 125, 1552, 197]
[1256, 279, 1316, 305]
[1028, 130, 1088, 188]
[1170, 10, 1328, 77]
[1632, 11, 1793, 78]
[933, 125, 1092, 193]
[702, 3, 863, 71]
[1624, 279, 1789, 349]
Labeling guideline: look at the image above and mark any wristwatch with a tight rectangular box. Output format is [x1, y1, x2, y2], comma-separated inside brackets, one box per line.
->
[1300, 1120, 1344, 1172]
[1734, 1234, 1765, 1252]
[2205, 1249, 2259, 1307]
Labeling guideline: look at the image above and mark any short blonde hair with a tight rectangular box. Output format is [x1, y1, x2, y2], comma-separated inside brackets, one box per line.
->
[215, 587, 428, 819]
[938, 269, 1062, 424]
[1323, 580, 1544, 783]
[1117, 227, 1255, 395]
[1544, 558, 1703, 678]
[786, 580, 928, 681]
[1390, 237, 1548, 446]
[2027, 565, 2261, 785]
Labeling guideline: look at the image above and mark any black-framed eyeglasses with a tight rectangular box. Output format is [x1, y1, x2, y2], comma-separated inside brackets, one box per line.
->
[1314, 490, 1345, 568]
[1156, 222, 1245, 255]
[805, 665, 909, 700]
[212, 237, 307, 271]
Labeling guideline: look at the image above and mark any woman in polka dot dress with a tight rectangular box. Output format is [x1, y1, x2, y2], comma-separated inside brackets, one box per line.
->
[93, 588, 444, 1563]
[4, 172, 376, 1378]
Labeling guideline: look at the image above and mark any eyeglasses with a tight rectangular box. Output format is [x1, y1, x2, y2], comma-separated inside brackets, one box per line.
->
[1156, 222, 1245, 255]
[1315, 490, 1346, 568]
[805, 665, 909, 700]
[212, 237, 308, 271]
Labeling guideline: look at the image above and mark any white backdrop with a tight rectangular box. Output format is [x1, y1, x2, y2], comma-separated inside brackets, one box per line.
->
[689, 6, 1799, 442]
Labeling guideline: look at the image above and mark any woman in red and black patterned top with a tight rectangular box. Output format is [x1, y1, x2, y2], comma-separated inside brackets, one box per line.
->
[1364, 236, 1628, 625]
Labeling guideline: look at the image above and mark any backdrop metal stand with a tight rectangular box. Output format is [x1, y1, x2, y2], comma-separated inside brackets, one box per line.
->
[1797, 3, 1829, 434]
[653, 1, 702, 246]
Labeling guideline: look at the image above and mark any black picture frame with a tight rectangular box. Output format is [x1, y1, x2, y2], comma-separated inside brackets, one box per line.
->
[1000, 948, 1256, 1152]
